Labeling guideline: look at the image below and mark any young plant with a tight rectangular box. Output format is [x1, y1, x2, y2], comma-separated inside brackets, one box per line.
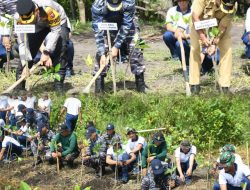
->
[84, 54, 94, 69]
[42, 64, 61, 82]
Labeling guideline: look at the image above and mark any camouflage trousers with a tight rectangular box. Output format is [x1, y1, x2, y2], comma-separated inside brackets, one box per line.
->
[93, 31, 145, 77]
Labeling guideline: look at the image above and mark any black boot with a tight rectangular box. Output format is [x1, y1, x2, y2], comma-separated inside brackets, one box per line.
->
[190, 85, 200, 95]
[95, 76, 105, 93]
[135, 73, 146, 93]
[54, 80, 64, 92]
[15, 65, 26, 90]
[221, 87, 230, 94]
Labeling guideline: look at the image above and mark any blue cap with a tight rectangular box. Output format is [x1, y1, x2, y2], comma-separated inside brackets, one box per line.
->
[151, 159, 164, 175]
[86, 126, 97, 139]
[106, 123, 115, 130]
[18, 104, 26, 112]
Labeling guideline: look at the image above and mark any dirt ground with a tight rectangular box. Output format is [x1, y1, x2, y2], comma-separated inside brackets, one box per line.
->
[0, 21, 250, 190]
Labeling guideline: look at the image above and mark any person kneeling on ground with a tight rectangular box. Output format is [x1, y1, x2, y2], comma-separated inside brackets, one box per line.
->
[211, 144, 243, 178]
[11, 116, 31, 146]
[0, 126, 23, 161]
[82, 126, 107, 177]
[47, 123, 79, 168]
[31, 122, 55, 166]
[141, 159, 177, 190]
[175, 139, 197, 185]
[213, 151, 250, 190]
[106, 141, 136, 184]
[125, 128, 147, 173]
[142, 132, 167, 176]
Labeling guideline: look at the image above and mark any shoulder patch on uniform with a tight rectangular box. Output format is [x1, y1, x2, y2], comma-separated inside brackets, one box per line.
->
[45, 7, 61, 27]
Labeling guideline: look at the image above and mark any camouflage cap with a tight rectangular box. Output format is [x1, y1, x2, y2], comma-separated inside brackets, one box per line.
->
[219, 151, 235, 167]
[126, 128, 137, 135]
[180, 139, 191, 149]
[221, 144, 236, 153]
[220, 0, 237, 14]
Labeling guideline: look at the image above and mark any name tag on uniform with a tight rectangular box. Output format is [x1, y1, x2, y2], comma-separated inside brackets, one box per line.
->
[194, 18, 218, 30]
[14, 24, 35, 33]
[98, 23, 118, 31]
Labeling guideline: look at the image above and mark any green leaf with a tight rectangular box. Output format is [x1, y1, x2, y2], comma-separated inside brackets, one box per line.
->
[18, 157, 24, 162]
[84, 54, 93, 68]
[54, 74, 61, 81]
[20, 181, 31, 190]
[54, 64, 61, 72]
[84, 186, 91, 190]
[74, 184, 81, 190]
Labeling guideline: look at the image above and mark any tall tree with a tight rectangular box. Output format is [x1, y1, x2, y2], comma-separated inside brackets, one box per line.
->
[76, 0, 86, 23]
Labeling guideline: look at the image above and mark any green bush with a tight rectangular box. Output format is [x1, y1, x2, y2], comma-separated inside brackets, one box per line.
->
[49, 92, 250, 153]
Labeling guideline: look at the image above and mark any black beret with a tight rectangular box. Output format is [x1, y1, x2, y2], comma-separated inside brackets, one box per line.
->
[17, 0, 35, 16]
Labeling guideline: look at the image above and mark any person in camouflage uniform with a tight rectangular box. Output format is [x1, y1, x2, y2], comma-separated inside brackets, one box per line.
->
[101, 123, 121, 148]
[31, 122, 55, 166]
[91, 0, 146, 93]
[141, 159, 177, 190]
[0, 0, 16, 68]
[82, 126, 107, 177]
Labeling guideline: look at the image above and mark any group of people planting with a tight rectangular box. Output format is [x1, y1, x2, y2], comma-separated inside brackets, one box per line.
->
[0, 0, 249, 94]
[1, 105, 250, 190]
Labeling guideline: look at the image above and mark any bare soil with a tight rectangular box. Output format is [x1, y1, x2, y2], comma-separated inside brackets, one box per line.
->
[0, 21, 249, 190]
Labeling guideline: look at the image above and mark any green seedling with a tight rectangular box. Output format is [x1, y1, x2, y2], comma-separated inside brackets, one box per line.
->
[74, 184, 81, 190]
[84, 54, 94, 68]
[84, 186, 91, 190]
[20, 181, 31, 190]
[42, 64, 61, 81]
[209, 27, 220, 38]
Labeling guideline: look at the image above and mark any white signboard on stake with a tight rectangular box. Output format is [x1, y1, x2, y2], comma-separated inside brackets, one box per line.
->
[98, 23, 118, 31]
[194, 18, 218, 30]
[14, 24, 35, 33]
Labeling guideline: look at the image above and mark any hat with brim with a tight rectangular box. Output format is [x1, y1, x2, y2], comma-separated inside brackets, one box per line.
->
[16, 116, 26, 124]
[59, 123, 69, 132]
[153, 132, 165, 143]
[107, 0, 123, 11]
[220, 2, 236, 14]
[126, 128, 137, 135]
[180, 139, 191, 149]
[17, 0, 36, 24]
[106, 123, 115, 130]
[85, 126, 97, 139]
[219, 151, 235, 168]
[151, 159, 164, 175]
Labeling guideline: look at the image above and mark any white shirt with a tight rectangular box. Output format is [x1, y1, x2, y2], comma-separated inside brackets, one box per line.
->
[165, 6, 191, 31]
[125, 136, 147, 153]
[0, 96, 9, 109]
[8, 98, 19, 114]
[246, 8, 250, 32]
[219, 163, 250, 187]
[19, 125, 30, 137]
[217, 153, 243, 165]
[38, 98, 52, 113]
[107, 145, 131, 161]
[175, 145, 197, 163]
[2, 136, 21, 148]
[26, 96, 36, 109]
[63, 97, 81, 116]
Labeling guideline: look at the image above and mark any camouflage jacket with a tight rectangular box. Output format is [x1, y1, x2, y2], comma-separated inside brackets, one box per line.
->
[91, 0, 135, 56]
[101, 132, 122, 149]
[85, 135, 107, 158]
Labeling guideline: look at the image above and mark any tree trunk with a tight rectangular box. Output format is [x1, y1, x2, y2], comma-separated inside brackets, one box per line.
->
[76, 0, 86, 23]
[69, 0, 76, 20]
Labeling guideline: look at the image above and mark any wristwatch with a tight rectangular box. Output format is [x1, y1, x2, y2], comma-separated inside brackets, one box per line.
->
[43, 50, 50, 56]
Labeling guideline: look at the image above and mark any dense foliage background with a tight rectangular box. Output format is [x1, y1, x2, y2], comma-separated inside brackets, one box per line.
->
[49, 93, 250, 153]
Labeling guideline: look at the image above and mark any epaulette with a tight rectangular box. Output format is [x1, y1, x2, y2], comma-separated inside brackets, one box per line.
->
[44, 7, 61, 27]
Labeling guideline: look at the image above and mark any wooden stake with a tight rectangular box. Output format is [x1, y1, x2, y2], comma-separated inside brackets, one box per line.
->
[107, 29, 117, 94]
[178, 37, 191, 96]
